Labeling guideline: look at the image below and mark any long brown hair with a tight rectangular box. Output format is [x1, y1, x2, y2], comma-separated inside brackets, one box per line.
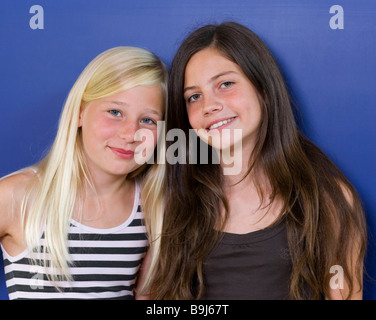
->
[148, 22, 367, 299]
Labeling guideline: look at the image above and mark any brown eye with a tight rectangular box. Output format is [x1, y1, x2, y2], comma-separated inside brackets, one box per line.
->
[220, 81, 234, 88]
[188, 93, 201, 103]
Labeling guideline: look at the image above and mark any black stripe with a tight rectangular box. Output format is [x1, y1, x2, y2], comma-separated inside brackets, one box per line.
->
[67, 232, 147, 241]
[69, 246, 148, 255]
[28, 245, 148, 255]
[73, 273, 137, 282]
[3, 258, 13, 268]
[71, 259, 143, 268]
[128, 216, 144, 227]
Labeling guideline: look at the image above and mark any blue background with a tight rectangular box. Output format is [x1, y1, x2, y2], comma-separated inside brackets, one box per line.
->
[0, 0, 375, 299]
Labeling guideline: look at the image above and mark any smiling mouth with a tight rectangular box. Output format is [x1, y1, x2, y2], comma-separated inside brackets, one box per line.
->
[207, 117, 236, 131]
[109, 146, 135, 159]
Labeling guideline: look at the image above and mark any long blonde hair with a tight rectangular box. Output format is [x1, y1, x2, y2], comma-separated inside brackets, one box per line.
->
[21, 46, 168, 283]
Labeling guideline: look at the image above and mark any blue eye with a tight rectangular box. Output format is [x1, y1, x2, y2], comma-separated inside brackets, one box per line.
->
[141, 118, 156, 125]
[109, 109, 121, 117]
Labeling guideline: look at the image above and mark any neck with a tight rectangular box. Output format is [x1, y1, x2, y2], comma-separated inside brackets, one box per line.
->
[83, 165, 131, 198]
[219, 140, 254, 184]
[75, 170, 135, 226]
[219, 141, 271, 198]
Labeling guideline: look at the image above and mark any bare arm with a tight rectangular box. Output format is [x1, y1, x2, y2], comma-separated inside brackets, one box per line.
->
[0, 170, 34, 254]
[0, 174, 18, 239]
[134, 248, 152, 300]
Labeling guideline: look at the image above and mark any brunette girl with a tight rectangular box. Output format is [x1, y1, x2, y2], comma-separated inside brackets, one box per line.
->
[141, 22, 367, 300]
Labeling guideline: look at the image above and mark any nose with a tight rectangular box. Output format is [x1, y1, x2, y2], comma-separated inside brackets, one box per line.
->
[202, 95, 223, 116]
[118, 121, 138, 143]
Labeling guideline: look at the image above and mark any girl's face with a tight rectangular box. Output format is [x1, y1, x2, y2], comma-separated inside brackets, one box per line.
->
[184, 47, 262, 153]
[79, 85, 164, 179]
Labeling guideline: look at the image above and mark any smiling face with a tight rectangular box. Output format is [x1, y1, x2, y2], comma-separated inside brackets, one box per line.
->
[184, 47, 263, 153]
[78, 85, 164, 179]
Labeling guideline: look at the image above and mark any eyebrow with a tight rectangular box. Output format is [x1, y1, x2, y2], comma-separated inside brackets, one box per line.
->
[106, 101, 163, 116]
[144, 108, 163, 117]
[183, 71, 237, 93]
[106, 101, 128, 106]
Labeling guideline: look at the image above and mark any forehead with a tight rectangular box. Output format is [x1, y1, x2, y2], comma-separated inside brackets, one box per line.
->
[87, 85, 165, 114]
[184, 47, 243, 83]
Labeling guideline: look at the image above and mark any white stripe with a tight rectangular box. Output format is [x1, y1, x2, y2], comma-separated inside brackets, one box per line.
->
[69, 253, 145, 261]
[4, 263, 40, 273]
[7, 278, 134, 288]
[69, 267, 139, 275]
[9, 252, 146, 262]
[5, 263, 142, 275]
[69, 225, 146, 235]
[8, 290, 133, 300]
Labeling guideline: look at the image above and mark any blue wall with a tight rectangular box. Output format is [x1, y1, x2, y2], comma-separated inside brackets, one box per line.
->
[1, 0, 375, 299]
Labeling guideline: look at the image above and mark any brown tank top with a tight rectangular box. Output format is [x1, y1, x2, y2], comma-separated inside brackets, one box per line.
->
[200, 217, 293, 299]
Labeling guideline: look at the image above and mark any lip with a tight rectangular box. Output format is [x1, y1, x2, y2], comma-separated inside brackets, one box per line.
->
[206, 116, 237, 132]
[109, 146, 135, 159]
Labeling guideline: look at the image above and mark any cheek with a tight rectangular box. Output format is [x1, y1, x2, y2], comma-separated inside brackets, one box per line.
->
[135, 128, 158, 147]
[236, 90, 262, 123]
[150, 128, 159, 149]
[134, 128, 158, 163]
[249, 99, 263, 125]
[95, 117, 118, 136]
[82, 116, 116, 146]
[186, 107, 201, 129]
[97, 124, 117, 141]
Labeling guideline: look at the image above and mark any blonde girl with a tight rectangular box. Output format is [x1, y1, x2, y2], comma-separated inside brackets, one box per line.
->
[0, 46, 167, 299]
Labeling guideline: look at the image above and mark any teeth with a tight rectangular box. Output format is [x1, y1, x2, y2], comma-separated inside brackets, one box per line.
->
[209, 117, 235, 130]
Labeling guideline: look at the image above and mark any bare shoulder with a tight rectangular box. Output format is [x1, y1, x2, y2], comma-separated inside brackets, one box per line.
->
[0, 169, 36, 237]
[0, 169, 36, 200]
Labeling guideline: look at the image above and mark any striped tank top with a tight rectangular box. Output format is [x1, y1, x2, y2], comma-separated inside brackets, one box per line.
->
[1, 182, 148, 300]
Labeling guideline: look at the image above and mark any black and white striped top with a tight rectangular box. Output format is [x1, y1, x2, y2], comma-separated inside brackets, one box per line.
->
[1, 183, 148, 300]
